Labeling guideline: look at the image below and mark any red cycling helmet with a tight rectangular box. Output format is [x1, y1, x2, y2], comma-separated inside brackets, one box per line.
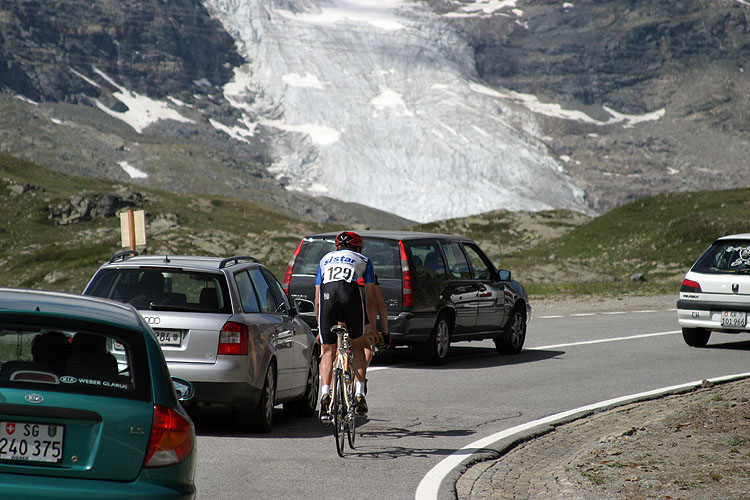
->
[335, 231, 363, 251]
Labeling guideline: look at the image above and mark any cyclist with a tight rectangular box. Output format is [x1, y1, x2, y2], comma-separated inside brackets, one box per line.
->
[316, 231, 379, 421]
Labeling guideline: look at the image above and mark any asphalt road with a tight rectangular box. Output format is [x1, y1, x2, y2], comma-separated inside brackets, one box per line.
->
[191, 301, 750, 500]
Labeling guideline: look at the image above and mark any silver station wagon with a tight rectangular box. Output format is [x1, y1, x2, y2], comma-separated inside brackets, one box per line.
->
[84, 252, 319, 432]
[677, 233, 750, 347]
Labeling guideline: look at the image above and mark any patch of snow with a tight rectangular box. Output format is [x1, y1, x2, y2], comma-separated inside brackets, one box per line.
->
[14, 95, 39, 105]
[119, 161, 148, 179]
[71, 66, 195, 133]
[283, 72, 325, 89]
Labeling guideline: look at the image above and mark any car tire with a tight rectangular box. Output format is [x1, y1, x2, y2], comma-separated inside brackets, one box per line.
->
[239, 364, 276, 433]
[283, 353, 320, 417]
[682, 327, 711, 347]
[494, 304, 526, 355]
[420, 314, 452, 365]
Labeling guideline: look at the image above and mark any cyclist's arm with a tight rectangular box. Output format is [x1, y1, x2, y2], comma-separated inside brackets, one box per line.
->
[314, 284, 320, 319]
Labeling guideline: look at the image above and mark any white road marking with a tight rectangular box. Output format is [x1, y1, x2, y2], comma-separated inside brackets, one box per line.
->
[538, 308, 676, 320]
[415, 372, 750, 500]
[530, 330, 680, 350]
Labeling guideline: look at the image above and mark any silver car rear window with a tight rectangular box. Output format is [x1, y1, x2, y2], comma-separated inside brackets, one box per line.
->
[88, 268, 232, 313]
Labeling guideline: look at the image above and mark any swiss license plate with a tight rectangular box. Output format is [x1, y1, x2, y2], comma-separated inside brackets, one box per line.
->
[721, 311, 747, 328]
[154, 329, 183, 346]
[0, 421, 64, 463]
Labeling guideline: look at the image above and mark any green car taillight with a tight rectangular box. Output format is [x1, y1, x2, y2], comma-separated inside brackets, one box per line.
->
[143, 404, 195, 468]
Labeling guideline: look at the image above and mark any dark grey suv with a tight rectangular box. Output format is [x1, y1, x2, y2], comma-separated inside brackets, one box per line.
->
[282, 231, 531, 364]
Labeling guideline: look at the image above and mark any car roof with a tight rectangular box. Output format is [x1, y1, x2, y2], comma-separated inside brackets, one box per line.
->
[101, 254, 261, 272]
[0, 287, 143, 330]
[305, 230, 475, 242]
[715, 233, 750, 242]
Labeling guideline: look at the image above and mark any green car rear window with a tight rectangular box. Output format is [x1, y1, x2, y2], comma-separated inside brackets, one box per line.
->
[0, 326, 149, 401]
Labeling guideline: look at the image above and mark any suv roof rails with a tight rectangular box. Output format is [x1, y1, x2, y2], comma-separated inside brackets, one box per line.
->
[219, 255, 259, 269]
[108, 250, 139, 264]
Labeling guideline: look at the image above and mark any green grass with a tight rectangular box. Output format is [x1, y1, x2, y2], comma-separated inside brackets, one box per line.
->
[4, 152, 750, 299]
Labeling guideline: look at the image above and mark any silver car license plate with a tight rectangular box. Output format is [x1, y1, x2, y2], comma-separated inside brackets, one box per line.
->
[721, 311, 747, 327]
[0, 421, 64, 463]
[154, 329, 183, 346]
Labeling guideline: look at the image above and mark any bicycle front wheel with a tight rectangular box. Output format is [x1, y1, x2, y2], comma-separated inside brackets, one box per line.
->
[346, 366, 356, 449]
[332, 368, 346, 457]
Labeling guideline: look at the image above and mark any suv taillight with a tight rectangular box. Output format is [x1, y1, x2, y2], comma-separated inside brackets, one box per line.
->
[283, 239, 304, 295]
[399, 241, 413, 308]
[218, 321, 249, 355]
[143, 404, 194, 468]
[680, 279, 702, 293]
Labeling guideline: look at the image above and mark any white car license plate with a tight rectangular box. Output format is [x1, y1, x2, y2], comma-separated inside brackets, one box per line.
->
[721, 311, 747, 328]
[0, 421, 64, 463]
[154, 329, 183, 346]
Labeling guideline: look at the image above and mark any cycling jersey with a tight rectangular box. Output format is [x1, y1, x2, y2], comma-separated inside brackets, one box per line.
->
[315, 249, 376, 286]
[316, 249, 376, 344]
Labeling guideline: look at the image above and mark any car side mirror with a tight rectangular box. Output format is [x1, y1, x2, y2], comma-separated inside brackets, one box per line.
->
[294, 298, 315, 315]
[498, 269, 511, 281]
[172, 377, 194, 401]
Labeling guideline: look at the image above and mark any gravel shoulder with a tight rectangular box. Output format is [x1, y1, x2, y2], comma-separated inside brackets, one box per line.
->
[530, 293, 677, 317]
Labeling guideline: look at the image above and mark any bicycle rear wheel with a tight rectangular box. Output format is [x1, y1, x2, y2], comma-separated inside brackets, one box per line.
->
[332, 368, 346, 457]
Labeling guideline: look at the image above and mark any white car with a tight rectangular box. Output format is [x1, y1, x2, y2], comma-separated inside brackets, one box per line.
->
[677, 233, 750, 346]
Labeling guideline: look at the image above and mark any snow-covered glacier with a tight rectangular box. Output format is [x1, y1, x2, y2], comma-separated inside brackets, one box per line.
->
[202, 0, 590, 223]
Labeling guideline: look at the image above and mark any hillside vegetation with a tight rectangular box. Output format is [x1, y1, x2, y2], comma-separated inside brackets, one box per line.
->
[3, 154, 750, 299]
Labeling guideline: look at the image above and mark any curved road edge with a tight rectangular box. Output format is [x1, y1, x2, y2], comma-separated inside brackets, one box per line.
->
[415, 371, 750, 500]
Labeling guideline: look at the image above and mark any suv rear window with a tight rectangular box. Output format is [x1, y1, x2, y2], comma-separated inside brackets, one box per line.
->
[0, 324, 148, 401]
[87, 268, 232, 313]
[692, 240, 750, 274]
[295, 237, 401, 280]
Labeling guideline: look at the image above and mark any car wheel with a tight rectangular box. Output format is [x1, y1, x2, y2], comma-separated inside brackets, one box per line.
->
[494, 304, 526, 355]
[283, 353, 320, 417]
[421, 314, 451, 365]
[682, 327, 711, 347]
[239, 364, 276, 433]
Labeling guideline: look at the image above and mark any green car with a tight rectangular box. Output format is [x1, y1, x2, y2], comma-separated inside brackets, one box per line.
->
[0, 288, 196, 499]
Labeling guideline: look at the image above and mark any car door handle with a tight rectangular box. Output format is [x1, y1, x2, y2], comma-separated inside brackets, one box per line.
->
[277, 330, 294, 343]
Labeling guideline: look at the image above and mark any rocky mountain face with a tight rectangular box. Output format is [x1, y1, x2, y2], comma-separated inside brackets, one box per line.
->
[445, 0, 750, 211]
[0, 0, 748, 223]
[0, 0, 412, 228]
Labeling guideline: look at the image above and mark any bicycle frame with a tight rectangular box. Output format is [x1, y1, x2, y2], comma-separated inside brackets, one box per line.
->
[331, 324, 356, 456]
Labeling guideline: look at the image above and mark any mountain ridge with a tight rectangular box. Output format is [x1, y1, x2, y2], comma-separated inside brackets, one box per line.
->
[1, 0, 748, 222]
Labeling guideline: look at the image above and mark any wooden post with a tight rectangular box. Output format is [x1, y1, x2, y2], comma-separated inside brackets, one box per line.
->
[128, 209, 136, 251]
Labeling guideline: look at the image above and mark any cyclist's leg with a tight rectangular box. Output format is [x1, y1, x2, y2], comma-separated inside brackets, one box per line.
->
[318, 286, 343, 421]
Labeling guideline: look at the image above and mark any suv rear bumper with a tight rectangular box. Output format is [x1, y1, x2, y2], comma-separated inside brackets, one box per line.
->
[387, 312, 431, 345]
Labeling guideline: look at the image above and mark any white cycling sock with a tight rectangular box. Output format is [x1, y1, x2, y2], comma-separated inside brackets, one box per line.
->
[321, 385, 330, 397]
[355, 381, 365, 396]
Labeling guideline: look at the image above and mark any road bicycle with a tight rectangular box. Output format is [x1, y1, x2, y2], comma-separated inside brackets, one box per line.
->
[330, 324, 357, 457]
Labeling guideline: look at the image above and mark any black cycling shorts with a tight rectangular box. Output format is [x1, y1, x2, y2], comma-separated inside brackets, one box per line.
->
[318, 280, 364, 344]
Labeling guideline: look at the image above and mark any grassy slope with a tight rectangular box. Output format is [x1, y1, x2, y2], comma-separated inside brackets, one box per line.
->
[3, 153, 750, 299]
[0, 154, 335, 292]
